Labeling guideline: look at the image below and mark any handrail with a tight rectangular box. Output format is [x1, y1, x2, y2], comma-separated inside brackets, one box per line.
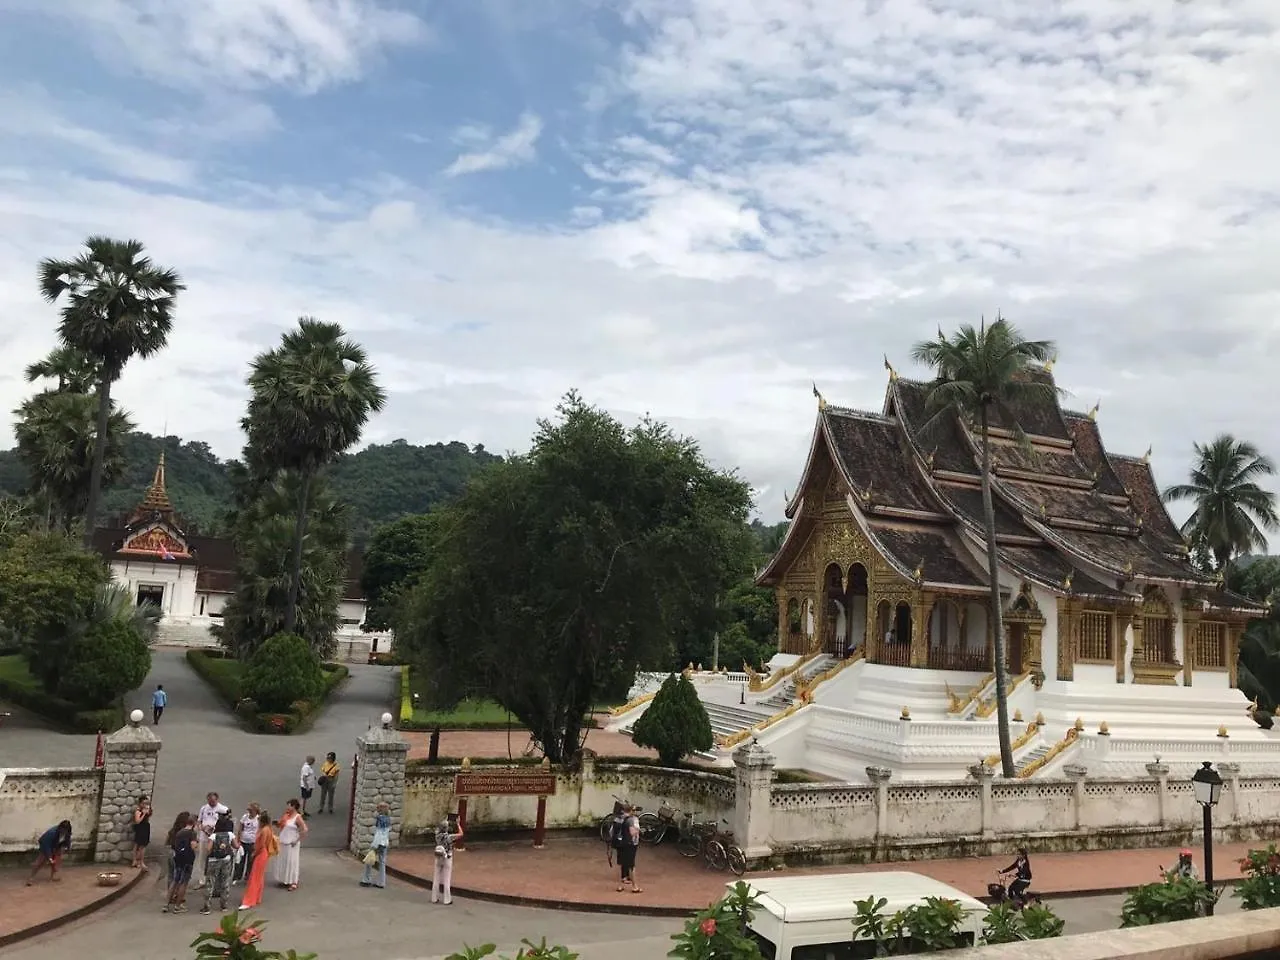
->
[1016, 726, 1081, 778]
[983, 719, 1043, 768]
[609, 691, 656, 717]
[975, 671, 1031, 718]
[749, 650, 819, 693]
[719, 651, 865, 750]
[946, 673, 995, 715]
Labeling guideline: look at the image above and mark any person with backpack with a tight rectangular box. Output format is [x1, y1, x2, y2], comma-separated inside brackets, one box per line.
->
[613, 804, 642, 894]
[605, 801, 625, 869]
[202, 813, 238, 914]
[164, 813, 198, 914]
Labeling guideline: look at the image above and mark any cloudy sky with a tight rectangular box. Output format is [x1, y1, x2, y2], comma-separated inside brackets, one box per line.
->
[1, 0, 1278, 524]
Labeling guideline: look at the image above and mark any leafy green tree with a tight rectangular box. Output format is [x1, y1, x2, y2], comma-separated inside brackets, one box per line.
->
[361, 513, 442, 631]
[631, 674, 713, 765]
[396, 392, 755, 763]
[912, 318, 1055, 778]
[24, 345, 102, 393]
[1163, 435, 1279, 575]
[38, 237, 184, 545]
[214, 473, 348, 660]
[0, 531, 109, 692]
[98, 433, 239, 535]
[242, 318, 386, 634]
[57, 582, 157, 707]
[240, 632, 326, 712]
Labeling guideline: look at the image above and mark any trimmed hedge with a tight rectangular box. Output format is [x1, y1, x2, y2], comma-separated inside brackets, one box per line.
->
[399, 664, 412, 725]
[0, 654, 122, 733]
[186, 649, 349, 735]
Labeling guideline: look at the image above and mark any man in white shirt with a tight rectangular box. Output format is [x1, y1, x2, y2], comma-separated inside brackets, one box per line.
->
[193, 791, 229, 888]
[299, 757, 316, 817]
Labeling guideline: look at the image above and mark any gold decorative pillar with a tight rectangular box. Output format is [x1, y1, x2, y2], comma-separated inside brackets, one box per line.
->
[865, 584, 880, 664]
[909, 590, 931, 668]
[1026, 622, 1044, 675]
[1129, 611, 1145, 675]
[1056, 599, 1081, 681]
[1181, 604, 1202, 687]
[775, 587, 790, 654]
[1228, 623, 1244, 688]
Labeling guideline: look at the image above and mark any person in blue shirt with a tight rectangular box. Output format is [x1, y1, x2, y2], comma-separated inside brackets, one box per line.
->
[152, 684, 168, 724]
[27, 820, 72, 885]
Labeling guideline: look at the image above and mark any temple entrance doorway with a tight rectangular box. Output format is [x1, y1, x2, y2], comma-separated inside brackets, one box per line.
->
[1007, 623, 1027, 674]
[843, 563, 869, 658]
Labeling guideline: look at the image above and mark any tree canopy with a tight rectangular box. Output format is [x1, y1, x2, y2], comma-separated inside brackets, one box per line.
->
[360, 512, 443, 632]
[395, 392, 756, 763]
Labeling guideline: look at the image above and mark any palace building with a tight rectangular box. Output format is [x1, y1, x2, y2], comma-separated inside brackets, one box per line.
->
[611, 363, 1280, 781]
[91, 455, 386, 658]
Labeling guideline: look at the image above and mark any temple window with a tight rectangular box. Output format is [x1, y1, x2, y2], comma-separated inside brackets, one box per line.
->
[1139, 587, 1176, 664]
[1194, 621, 1227, 669]
[137, 584, 164, 608]
[1079, 612, 1114, 662]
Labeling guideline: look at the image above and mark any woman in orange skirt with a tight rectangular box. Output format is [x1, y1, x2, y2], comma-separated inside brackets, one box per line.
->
[239, 812, 276, 910]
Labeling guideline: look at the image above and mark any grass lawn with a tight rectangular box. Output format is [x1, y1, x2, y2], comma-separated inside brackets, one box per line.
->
[0, 652, 123, 732]
[0, 653, 37, 689]
[405, 667, 629, 729]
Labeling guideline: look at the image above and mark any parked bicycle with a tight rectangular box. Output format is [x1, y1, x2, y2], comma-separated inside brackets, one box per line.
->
[675, 815, 718, 860]
[597, 795, 644, 843]
[704, 818, 747, 876]
[637, 799, 684, 845]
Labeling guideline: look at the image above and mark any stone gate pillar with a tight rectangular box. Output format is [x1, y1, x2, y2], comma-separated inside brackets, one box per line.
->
[350, 712, 409, 854]
[733, 740, 775, 862]
[95, 710, 161, 863]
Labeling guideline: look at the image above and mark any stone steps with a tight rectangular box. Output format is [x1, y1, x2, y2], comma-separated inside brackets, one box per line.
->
[1015, 744, 1051, 776]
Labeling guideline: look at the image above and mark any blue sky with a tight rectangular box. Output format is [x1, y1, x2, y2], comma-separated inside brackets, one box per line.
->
[0, 0, 1278, 523]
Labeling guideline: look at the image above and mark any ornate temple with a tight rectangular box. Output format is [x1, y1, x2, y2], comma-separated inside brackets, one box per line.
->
[91, 455, 384, 656]
[611, 363, 1279, 781]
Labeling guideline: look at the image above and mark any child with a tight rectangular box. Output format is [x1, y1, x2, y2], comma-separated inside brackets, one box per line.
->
[26, 820, 72, 885]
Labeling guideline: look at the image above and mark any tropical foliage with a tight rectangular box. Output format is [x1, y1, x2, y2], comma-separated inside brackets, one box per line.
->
[360, 513, 442, 632]
[911, 317, 1055, 778]
[38, 236, 184, 544]
[191, 914, 315, 960]
[1163, 434, 1279, 574]
[241, 317, 386, 634]
[57, 582, 158, 708]
[631, 673, 714, 765]
[239, 633, 326, 713]
[669, 882, 765, 960]
[1234, 844, 1280, 910]
[395, 392, 756, 763]
[1119, 872, 1218, 926]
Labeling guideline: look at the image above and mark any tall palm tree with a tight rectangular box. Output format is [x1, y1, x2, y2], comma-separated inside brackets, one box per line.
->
[38, 237, 184, 546]
[242, 318, 386, 634]
[911, 317, 1056, 778]
[1163, 435, 1278, 574]
[24, 346, 101, 394]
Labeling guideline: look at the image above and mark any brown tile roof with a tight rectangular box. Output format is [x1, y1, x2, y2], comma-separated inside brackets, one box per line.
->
[988, 440, 1092, 483]
[1199, 587, 1267, 616]
[867, 524, 988, 589]
[984, 367, 1072, 440]
[890, 379, 977, 476]
[1041, 527, 1209, 583]
[822, 410, 943, 515]
[996, 545, 1132, 601]
[933, 480, 1036, 538]
[1000, 480, 1136, 529]
[196, 569, 237, 594]
[1063, 414, 1128, 498]
[1110, 455, 1187, 552]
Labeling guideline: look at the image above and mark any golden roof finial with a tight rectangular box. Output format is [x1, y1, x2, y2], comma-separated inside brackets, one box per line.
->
[1063, 571, 1073, 592]
[1122, 561, 1134, 578]
[1143, 445, 1152, 463]
[883, 355, 898, 382]
[1087, 400, 1100, 421]
[913, 560, 924, 583]
[812, 382, 827, 410]
[1044, 354, 1057, 374]
[925, 450, 935, 470]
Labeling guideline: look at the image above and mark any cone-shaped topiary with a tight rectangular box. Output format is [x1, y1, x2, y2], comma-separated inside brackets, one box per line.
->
[631, 673, 714, 765]
[240, 632, 325, 712]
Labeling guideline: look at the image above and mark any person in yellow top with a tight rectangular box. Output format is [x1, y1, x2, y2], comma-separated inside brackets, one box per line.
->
[317, 752, 341, 814]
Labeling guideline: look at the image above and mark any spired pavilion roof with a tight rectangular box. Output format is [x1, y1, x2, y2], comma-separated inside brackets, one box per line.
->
[760, 367, 1265, 615]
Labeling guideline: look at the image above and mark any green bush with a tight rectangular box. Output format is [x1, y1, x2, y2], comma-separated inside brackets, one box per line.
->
[981, 902, 1064, 944]
[1235, 844, 1280, 910]
[240, 633, 325, 712]
[400, 665, 412, 725]
[57, 617, 151, 709]
[0, 653, 121, 732]
[1120, 873, 1218, 926]
[669, 881, 765, 960]
[850, 894, 972, 953]
[630, 673, 713, 765]
[186, 650, 246, 705]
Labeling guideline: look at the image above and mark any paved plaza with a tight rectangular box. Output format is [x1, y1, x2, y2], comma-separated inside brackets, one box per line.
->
[0, 647, 1247, 957]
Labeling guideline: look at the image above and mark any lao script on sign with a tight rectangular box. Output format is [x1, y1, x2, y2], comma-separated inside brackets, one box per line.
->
[454, 772, 557, 796]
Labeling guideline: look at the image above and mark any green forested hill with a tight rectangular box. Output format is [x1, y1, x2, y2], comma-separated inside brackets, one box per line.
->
[0, 433, 501, 538]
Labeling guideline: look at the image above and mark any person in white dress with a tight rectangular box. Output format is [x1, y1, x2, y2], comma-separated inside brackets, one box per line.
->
[272, 799, 308, 891]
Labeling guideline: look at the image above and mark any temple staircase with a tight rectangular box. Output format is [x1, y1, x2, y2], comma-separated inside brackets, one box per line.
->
[1014, 743, 1053, 776]
[758, 654, 839, 710]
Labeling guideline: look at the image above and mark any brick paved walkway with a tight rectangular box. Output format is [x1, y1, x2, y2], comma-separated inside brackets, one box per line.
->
[388, 835, 1256, 915]
[0, 863, 145, 946]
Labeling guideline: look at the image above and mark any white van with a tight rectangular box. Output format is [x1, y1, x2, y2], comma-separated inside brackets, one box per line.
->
[734, 871, 988, 960]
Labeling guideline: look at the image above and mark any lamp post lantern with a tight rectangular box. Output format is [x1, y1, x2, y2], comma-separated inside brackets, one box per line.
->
[1191, 760, 1224, 915]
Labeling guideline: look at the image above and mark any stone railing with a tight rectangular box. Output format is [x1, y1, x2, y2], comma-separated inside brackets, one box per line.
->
[0, 767, 103, 859]
[734, 742, 1280, 866]
[399, 754, 734, 843]
[749, 651, 818, 692]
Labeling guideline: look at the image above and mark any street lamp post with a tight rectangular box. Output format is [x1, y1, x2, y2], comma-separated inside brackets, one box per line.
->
[1191, 760, 1224, 916]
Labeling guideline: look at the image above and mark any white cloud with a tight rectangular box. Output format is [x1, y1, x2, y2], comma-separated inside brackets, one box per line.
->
[3, 1, 1280, 530]
[6, 0, 428, 93]
[443, 113, 544, 177]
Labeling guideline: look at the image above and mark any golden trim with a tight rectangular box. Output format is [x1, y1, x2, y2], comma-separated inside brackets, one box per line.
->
[609, 692, 656, 717]
[975, 672, 1031, 718]
[717, 650, 865, 749]
[984, 721, 1040, 767]
[1016, 727, 1080, 779]
[945, 673, 995, 715]
[752, 650, 819, 693]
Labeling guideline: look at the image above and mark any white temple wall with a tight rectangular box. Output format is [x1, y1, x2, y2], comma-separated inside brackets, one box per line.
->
[108, 560, 199, 622]
[1031, 583, 1059, 672]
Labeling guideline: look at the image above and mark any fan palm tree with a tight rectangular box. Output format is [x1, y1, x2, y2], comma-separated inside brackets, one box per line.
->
[242, 318, 385, 634]
[38, 237, 184, 546]
[1163, 435, 1278, 574]
[911, 317, 1056, 778]
[24, 346, 101, 394]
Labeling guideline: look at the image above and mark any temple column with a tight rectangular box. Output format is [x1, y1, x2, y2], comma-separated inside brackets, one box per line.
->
[775, 587, 789, 655]
[909, 590, 931, 668]
[1182, 604, 1202, 687]
[1228, 623, 1244, 688]
[1056, 599, 1081, 681]
[1128, 611, 1145, 684]
[1114, 608, 1131, 684]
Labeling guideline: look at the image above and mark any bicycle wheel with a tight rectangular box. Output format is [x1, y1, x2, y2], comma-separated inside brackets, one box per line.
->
[599, 816, 612, 844]
[705, 839, 728, 871]
[727, 845, 747, 877]
[637, 812, 663, 844]
[676, 832, 701, 858]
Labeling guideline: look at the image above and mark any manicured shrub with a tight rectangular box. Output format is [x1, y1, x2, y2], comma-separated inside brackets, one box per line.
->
[630, 673, 713, 765]
[240, 633, 325, 712]
[1120, 872, 1218, 926]
[1235, 844, 1280, 909]
[57, 617, 151, 709]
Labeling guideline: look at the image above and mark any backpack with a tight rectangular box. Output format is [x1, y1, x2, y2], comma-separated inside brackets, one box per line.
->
[609, 817, 629, 849]
[208, 831, 234, 861]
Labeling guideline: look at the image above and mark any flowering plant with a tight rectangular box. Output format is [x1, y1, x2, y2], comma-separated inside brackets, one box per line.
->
[668, 882, 764, 959]
[1236, 844, 1280, 910]
[190, 914, 316, 960]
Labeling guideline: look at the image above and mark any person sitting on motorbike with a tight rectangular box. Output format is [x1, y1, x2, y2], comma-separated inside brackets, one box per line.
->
[999, 847, 1033, 903]
[1173, 848, 1198, 880]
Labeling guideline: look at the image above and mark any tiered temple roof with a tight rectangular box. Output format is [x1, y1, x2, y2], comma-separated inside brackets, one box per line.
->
[760, 366, 1264, 616]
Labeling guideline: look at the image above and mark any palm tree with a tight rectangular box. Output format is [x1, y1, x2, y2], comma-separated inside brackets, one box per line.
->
[1163, 435, 1278, 574]
[242, 318, 386, 634]
[24, 346, 101, 394]
[911, 317, 1056, 778]
[38, 237, 184, 546]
